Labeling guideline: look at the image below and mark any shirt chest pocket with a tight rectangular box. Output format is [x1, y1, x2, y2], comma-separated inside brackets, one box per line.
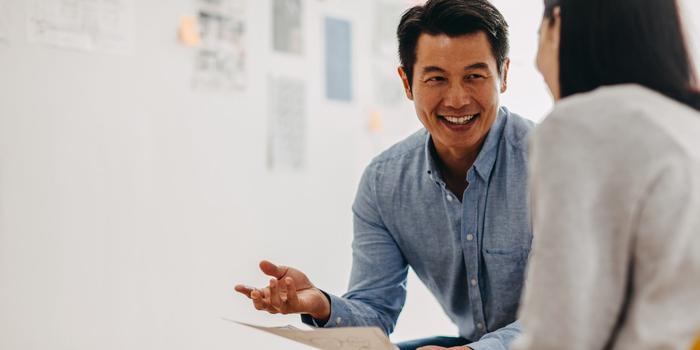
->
[480, 235, 532, 318]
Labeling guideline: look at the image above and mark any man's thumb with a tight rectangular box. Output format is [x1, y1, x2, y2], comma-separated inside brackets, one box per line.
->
[259, 260, 287, 279]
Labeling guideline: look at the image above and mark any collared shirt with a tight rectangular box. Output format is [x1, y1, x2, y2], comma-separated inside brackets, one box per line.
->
[302, 107, 534, 350]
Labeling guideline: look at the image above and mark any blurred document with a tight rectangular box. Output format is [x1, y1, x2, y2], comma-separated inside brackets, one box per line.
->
[192, 0, 246, 91]
[0, 0, 8, 41]
[225, 319, 397, 350]
[27, 0, 133, 54]
[324, 17, 352, 102]
[267, 76, 306, 171]
[272, 0, 302, 54]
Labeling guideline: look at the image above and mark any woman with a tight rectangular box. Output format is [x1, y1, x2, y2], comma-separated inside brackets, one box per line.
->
[512, 0, 700, 349]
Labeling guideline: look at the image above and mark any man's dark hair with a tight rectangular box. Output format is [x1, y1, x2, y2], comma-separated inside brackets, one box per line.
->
[544, 0, 700, 110]
[397, 0, 510, 87]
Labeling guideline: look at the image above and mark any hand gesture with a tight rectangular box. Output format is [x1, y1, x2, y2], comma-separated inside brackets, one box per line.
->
[234, 260, 331, 321]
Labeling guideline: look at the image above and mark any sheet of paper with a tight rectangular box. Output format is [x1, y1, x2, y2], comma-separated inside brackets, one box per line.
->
[324, 17, 352, 102]
[0, 0, 9, 42]
[192, 0, 246, 91]
[272, 0, 302, 54]
[225, 319, 398, 350]
[267, 76, 306, 171]
[27, 0, 133, 54]
[371, 1, 405, 107]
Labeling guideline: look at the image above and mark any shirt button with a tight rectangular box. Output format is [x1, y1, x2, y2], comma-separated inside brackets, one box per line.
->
[446, 195, 453, 202]
[470, 278, 477, 286]
[477, 322, 484, 330]
[466, 234, 474, 241]
[335, 317, 342, 325]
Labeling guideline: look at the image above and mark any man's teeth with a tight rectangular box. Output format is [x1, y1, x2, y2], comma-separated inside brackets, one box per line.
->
[443, 115, 477, 125]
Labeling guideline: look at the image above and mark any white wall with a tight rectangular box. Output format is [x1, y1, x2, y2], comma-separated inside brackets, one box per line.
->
[0, 1, 698, 349]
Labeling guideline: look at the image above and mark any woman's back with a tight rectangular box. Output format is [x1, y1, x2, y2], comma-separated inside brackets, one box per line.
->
[516, 84, 700, 350]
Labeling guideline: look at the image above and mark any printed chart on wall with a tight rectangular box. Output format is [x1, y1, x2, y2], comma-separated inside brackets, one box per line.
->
[26, 0, 134, 54]
[324, 17, 352, 102]
[272, 0, 303, 54]
[192, 0, 246, 91]
[0, 0, 9, 42]
[267, 76, 307, 171]
[372, 1, 406, 107]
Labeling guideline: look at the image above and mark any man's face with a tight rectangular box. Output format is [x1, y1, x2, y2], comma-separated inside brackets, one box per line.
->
[399, 32, 508, 155]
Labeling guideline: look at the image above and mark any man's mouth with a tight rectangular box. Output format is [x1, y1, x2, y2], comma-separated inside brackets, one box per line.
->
[439, 113, 480, 125]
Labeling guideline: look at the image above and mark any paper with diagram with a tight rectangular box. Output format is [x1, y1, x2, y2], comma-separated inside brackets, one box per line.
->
[191, 0, 246, 91]
[225, 319, 397, 350]
[27, 0, 133, 54]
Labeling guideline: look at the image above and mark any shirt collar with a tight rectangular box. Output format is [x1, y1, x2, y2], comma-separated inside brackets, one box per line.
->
[424, 107, 508, 182]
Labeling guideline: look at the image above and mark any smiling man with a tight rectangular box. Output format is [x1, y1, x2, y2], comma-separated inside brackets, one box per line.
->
[235, 1, 534, 349]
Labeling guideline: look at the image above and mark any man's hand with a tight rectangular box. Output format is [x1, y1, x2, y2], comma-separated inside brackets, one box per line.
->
[234, 260, 331, 322]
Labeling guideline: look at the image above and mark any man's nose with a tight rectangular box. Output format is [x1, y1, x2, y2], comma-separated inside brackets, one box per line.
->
[443, 82, 471, 109]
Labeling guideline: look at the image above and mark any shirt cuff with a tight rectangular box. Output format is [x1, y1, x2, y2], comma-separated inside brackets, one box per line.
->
[467, 338, 506, 350]
[299, 290, 352, 328]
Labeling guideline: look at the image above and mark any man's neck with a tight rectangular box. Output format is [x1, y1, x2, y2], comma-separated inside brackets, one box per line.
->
[434, 141, 484, 200]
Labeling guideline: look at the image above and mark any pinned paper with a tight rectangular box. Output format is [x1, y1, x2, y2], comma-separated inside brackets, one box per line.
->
[27, 0, 134, 54]
[191, 0, 247, 91]
[178, 15, 201, 47]
[267, 76, 306, 171]
[325, 17, 352, 101]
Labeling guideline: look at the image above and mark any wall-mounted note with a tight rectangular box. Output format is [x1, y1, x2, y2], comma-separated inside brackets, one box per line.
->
[324, 17, 352, 102]
[267, 76, 306, 171]
[0, 0, 9, 42]
[272, 0, 303, 54]
[178, 15, 201, 47]
[27, 0, 134, 54]
[224, 319, 398, 350]
[192, 0, 246, 91]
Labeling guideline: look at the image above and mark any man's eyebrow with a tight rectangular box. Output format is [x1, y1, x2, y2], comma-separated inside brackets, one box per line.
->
[420, 63, 490, 74]
[464, 62, 490, 70]
[421, 66, 446, 74]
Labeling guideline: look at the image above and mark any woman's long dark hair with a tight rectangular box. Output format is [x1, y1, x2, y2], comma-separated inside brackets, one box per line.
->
[544, 0, 700, 111]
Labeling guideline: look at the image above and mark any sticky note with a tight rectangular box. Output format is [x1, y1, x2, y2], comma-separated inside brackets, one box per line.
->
[179, 15, 201, 47]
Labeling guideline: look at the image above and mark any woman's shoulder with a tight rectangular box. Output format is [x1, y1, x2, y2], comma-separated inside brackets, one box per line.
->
[540, 84, 700, 165]
[548, 85, 698, 138]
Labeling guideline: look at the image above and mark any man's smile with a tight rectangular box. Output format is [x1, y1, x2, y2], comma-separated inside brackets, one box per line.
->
[439, 113, 481, 125]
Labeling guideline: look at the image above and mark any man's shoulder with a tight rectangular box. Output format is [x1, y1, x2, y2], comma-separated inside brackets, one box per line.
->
[501, 108, 536, 152]
[370, 128, 428, 167]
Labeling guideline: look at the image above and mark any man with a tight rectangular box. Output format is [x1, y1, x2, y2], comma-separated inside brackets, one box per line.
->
[235, 1, 534, 349]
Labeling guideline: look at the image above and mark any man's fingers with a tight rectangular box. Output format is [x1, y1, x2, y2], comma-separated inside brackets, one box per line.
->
[269, 278, 282, 310]
[234, 284, 255, 298]
[278, 278, 288, 303]
[259, 260, 289, 279]
[285, 277, 299, 309]
[251, 290, 266, 310]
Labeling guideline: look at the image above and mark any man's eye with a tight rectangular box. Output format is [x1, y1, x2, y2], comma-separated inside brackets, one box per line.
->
[426, 76, 445, 82]
[466, 74, 485, 80]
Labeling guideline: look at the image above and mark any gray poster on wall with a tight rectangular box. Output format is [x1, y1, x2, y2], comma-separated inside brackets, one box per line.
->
[267, 76, 306, 171]
[272, 0, 303, 54]
[324, 17, 352, 102]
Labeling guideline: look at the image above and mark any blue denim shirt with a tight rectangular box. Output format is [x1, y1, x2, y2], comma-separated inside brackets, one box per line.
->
[303, 108, 534, 350]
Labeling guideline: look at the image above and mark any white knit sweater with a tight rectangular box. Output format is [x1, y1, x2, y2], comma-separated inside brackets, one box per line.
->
[513, 84, 700, 350]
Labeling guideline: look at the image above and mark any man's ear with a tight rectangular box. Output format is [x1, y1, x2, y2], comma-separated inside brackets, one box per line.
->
[397, 66, 413, 100]
[499, 57, 510, 93]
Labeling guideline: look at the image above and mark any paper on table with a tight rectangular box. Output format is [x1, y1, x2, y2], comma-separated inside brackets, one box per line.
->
[224, 318, 398, 350]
